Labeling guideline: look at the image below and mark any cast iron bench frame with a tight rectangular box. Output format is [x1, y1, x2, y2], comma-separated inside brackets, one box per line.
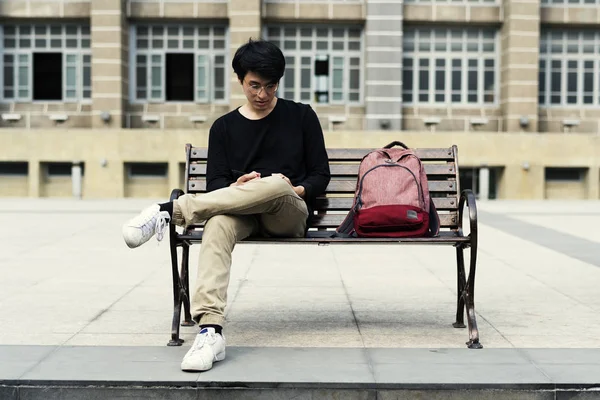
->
[167, 143, 482, 349]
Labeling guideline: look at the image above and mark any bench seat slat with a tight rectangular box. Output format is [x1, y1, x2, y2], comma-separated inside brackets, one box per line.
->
[178, 229, 467, 244]
[309, 213, 457, 228]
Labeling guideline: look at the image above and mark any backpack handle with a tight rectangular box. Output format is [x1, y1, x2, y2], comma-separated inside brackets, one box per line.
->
[384, 141, 409, 149]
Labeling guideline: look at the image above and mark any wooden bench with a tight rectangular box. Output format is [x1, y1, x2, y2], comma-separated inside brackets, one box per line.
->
[167, 143, 482, 349]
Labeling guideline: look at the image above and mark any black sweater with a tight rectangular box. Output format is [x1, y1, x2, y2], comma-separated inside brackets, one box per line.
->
[206, 98, 331, 207]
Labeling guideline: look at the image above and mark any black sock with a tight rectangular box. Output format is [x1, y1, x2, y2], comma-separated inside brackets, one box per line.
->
[200, 324, 223, 335]
[158, 201, 173, 218]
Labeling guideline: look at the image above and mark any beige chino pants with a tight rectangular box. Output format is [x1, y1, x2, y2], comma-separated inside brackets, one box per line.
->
[172, 176, 309, 326]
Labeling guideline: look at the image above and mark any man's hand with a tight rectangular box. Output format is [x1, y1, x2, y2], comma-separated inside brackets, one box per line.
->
[230, 171, 260, 187]
[272, 173, 305, 198]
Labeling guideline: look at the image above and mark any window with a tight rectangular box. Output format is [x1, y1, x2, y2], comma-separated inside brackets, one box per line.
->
[132, 25, 227, 103]
[545, 167, 586, 181]
[1, 24, 91, 102]
[0, 162, 28, 175]
[266, 25, 362, 104]
[403, 27, 498, 105]
[46, 162, 73, 177]
[539, 30, 600, 107]
[459, 167, 501, 200]
[126, 162, 168, 178]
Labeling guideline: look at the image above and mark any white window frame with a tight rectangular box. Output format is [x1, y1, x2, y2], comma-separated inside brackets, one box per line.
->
[402, 27, 499, 107]
[539, 30, 600, 108]
[0, 24, 91, 103]
[129, 24, 229, 104]
[265, 24, 364, 105]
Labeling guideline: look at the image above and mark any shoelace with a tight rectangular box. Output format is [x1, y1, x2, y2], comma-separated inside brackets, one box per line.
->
[189, 331, 213, 355]
[155, 211, 170, 242]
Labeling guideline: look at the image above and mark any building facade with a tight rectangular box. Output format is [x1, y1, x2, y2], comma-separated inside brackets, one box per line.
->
[0, 0, 599, 200]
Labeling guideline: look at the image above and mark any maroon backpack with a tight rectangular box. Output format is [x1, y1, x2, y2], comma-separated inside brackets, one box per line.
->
[337, 141, 440, 238]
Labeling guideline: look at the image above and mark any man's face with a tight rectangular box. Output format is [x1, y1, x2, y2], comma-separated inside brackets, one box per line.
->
[241, 71, 278, 110]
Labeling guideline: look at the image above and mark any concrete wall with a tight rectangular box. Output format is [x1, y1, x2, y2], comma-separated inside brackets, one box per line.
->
[1, 129, 598, 199]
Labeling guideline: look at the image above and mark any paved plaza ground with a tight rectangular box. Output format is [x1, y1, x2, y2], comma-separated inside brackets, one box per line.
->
[1, 198, 600, 396]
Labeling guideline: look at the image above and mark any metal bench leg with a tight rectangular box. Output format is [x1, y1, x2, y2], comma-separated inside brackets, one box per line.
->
[454, 243, 482, 348]
[464, 241, 482, 349]
[453, 245, 467, 329]
[180, 244, 195, 328]
[168, 234, 184, 346]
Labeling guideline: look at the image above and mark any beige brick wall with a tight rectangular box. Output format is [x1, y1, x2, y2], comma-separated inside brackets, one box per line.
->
[404, 4, 502, 24]
[229, 0, 261, 109]
[1, 129, 599, 199]
[0, 177, 29, 197]
[545, 181, 586, 200]
[0, 0, 90, 18]
[126, 1, 227, 18]
[541, 5, 600, 24]
[264, 1, 364, 21]
[500, 0, 541, 132]
[91, 0, 128, 128]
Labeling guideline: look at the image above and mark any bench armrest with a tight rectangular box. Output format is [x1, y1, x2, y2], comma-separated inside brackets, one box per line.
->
[458, 189, 478, 246]
[170, 188, 184, 202]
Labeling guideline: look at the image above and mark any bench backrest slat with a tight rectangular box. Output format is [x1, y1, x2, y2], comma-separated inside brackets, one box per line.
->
[188, 147, 455, 162]
[185, 145, 461, 231]
[188, 162, 457, 177]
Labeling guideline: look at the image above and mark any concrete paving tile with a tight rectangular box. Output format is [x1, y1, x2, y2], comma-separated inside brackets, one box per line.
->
[378, 389, 554, 400]
[0, 333, 72, 346]
[373, 363, 551, 385]
[521, 349, 600, 364]
[18, 387, 198, 400]
[228, 332, 364, 347]
[20, 346, 198, 384]
[197, 347, 373, 384]
[196, 389, 376, 400]
[0, 304, 102, 334]
[537, 364, 600, 384]
[225, 321, 361, 347]
[0, 387, 18, 400]
[234, 277, 342, 287]
[64, 333, 195, 347]
[360, 323, 512, 348]
[110, 286, 174, 311]
[360, 332, 480, 349]
[503, 335, 600, 348]
[233, 284, 347, 300]
[0, 345, 57, 380]
[353, 308, 456, 325]
[367, 348, 531, 365]
[80, 310, 173, 334]
[555, 393, 600, 400]
[225, 306, 355, 323]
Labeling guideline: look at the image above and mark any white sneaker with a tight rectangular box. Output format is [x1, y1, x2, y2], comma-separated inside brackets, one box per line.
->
[122, 204, 171, 248]
[181, 327, 226, 372]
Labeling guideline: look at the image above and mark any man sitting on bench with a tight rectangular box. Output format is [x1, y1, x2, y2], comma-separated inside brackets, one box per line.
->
[121, 39, 331, 372]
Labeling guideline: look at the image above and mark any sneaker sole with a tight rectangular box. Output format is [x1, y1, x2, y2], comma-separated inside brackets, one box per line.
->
[181, 351, 225, 372]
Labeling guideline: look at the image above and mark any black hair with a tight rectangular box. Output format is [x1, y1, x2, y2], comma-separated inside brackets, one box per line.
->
[232, 39, 285, 83]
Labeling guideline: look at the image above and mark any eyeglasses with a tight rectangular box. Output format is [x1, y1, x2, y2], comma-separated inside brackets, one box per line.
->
[245, 81, 278, 95]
